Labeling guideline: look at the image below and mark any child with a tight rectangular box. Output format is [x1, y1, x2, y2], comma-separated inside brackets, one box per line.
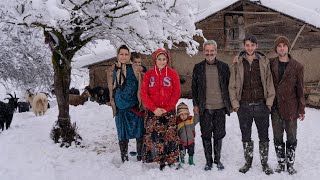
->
[131, 52, 147, 76]
[176, 102, 199, 166]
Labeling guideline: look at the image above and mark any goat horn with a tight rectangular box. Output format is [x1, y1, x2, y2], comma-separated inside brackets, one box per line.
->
[7, 93, 14, 98]
[14, 92, 17, 98]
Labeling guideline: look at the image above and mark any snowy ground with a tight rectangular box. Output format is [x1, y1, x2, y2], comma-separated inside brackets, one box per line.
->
[0, 99, 319, 180]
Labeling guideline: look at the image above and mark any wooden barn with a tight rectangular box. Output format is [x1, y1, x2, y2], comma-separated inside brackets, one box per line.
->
[83, 57, 117, 88]
[83, 0, 320, 99]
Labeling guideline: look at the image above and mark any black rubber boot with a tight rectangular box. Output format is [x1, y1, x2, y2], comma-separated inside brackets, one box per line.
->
[159, 158, 166, 171]
[202, 138, 213, 171]
[239, 141, 254, 173]
[214, 139, 224, 170]
[136, 138, 143, 161]
[286, 141, 297, 175]
[259, 141, 274, 175]
[119, 140, 129, 163]
[274, 141, 286, 173]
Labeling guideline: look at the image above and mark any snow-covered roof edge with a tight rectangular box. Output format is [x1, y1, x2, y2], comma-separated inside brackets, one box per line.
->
[195, 0, 238, 23]
[195, 0, 320, 29]
[72, 48, 116, 69]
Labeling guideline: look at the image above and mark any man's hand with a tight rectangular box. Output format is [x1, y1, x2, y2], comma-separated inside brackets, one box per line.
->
[193, 106, 199, 114]
[137, 66, 143, 72]
[298, 114, 305, 121]
[267, 105, 272, 112]
[232, 56, 239, 64]
[153, 108, 163, 117]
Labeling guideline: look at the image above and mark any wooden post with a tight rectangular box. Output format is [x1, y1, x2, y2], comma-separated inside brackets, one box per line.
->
[290, 24, 306, 52]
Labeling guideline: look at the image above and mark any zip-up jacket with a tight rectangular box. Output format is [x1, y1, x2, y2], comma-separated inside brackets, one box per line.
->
[177, 115, 199, 146]
[141, 65, 181, 112]
[229, 51, 275, 109]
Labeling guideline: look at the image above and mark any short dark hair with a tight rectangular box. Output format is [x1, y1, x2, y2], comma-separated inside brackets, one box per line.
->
[130, 52, 141, 61]
[243, 34, 258, 44]
[117, 45, 130, 54]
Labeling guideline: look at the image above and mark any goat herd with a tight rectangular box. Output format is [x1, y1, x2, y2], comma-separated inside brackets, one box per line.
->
[0, 86, 110, 132]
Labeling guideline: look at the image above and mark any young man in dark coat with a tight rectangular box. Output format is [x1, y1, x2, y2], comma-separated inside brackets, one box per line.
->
[192, 40, 231, 171]
[270, 36, 305, 175]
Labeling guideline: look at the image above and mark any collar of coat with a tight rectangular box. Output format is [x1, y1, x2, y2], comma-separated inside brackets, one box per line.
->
[239, 50, 265, 61]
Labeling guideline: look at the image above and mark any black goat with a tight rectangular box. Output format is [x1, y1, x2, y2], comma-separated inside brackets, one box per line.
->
[0, 93, 19, 131]
[70, 87, 80, 95]
[84, 86, 110, 104]
[17, 102, 30, 113]
[99, 88, 110, 104]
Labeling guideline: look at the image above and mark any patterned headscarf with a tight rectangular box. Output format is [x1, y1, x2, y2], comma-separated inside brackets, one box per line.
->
[113, 45, 130, 90]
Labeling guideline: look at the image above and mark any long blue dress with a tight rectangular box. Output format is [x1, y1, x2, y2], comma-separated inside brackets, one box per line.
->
[113, 65, 144, 141]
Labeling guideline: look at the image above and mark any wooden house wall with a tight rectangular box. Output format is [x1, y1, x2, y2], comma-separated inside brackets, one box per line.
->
[88, 59, 117, 88]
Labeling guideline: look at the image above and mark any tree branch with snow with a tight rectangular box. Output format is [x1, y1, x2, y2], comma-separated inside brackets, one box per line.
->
[0, 0, 202, 147]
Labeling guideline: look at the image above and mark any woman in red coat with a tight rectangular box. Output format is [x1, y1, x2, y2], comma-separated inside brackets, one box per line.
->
[141, 48, 181, 170]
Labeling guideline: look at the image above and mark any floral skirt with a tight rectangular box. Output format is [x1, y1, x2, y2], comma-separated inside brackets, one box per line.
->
[142, 110, 180, 164]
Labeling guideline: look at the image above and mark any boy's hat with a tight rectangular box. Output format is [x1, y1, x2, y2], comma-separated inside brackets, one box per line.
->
[274, 36, 291, 53]
[177, 102, 190, 116]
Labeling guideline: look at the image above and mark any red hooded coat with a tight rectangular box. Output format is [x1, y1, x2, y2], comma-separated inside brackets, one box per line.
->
[141, 49, 181, 112]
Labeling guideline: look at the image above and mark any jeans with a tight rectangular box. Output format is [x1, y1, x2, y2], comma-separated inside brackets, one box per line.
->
[237, 102, 270, 142]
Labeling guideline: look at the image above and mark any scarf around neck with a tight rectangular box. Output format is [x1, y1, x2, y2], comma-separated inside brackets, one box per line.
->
[114, 61, 127, 90]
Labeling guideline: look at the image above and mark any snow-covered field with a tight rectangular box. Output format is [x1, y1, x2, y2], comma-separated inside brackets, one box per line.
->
[0, 99, 319, 180]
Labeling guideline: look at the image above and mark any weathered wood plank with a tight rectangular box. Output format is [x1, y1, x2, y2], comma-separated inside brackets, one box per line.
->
[245, 20, 284, 28]
[225, 11, 279, 15]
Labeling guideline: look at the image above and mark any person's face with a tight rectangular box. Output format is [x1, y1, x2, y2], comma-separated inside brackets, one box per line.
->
[244, 40, 258, 56]
[276, 43, 289, 57]
[156, 54, 168, 70]
[179, 113, 188, 121]
[203, 44, 217, 62]
[117, 49, 130, 64]
[133, 58, 142, 66]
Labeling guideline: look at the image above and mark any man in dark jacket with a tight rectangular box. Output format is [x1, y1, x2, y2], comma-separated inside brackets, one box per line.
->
[270, 36, 305, 175]
[192, 40, 231, 171]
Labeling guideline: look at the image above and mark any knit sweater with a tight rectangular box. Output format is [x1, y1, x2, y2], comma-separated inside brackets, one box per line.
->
[177, 115, 199, 146]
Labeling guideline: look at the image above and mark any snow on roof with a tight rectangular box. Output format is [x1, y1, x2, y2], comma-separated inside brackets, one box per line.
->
[260, 0, 320, 28]
[195, 0, 320, 28]
[72, 47, 116, 69]
[194, 0, 238, 22]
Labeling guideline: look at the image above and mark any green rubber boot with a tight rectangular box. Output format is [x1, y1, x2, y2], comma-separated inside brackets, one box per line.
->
[188, 156, 195, 165]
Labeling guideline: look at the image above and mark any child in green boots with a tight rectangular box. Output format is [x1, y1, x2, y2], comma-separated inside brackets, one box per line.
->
[176, 102, 199, 166]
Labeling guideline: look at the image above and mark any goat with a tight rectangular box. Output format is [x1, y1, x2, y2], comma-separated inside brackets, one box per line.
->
[70, 87, 80, 95]
[17, 102, 30, 113]
[69, 89, 91, 106]
[99, 88, 110, 104]
[39, 92, 51, 109]
[0, 93, 19, 131]
[84, 86, 109, 104]
[25, 89, 48, 116]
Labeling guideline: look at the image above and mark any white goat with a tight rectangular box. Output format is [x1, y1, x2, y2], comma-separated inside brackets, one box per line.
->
[25, 90, 48, 116]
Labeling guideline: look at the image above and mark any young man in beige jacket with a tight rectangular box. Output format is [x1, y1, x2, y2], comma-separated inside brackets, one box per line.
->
[229, 34, 275, 175]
